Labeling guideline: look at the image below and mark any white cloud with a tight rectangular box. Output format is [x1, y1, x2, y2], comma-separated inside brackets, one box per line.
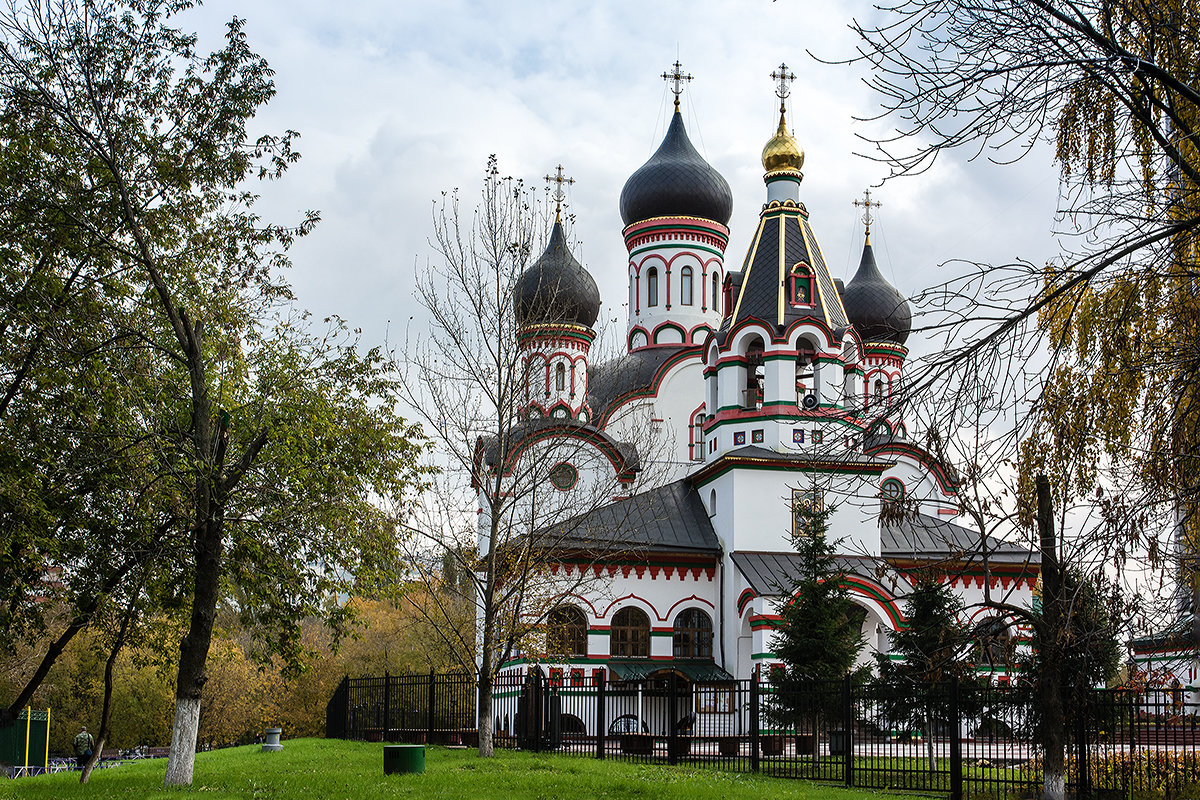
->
[191, 0, 1061, 358]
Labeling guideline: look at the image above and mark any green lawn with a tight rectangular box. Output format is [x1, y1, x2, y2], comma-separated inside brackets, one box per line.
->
[0, 738, 901, 799]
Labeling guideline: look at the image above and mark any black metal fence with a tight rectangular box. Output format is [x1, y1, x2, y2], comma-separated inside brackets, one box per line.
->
[327, 671, 1199, 799]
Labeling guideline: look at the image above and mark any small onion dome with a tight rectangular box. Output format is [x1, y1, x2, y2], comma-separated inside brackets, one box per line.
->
[619, 110, 733, 226]
[514, 219, 601, 328]
[842, 241, 912, 345]
[761, 110, 804, 174]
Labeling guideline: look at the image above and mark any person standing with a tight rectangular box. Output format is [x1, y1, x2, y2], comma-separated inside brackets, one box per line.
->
[73, 726, 95, 769]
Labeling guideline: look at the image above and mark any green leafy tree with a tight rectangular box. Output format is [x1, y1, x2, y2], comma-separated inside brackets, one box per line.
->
[0, 0, 427, 785]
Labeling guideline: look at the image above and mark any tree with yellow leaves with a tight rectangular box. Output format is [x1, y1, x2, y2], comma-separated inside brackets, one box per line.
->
[848, 4, 1200, 799]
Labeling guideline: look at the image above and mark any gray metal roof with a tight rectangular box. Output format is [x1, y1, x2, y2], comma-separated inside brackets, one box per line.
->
[881, 513, 1038, 565]
[729, 554, 907, 597]
[514, 219, 600, 328]
[731, 551, 909, 598]
[718, 205, 848, 343]
[1131, 612, 1197, 652]
[587, 345, 692, 421]
[535, 478, 721, 555]
[842, 242, 911, 345]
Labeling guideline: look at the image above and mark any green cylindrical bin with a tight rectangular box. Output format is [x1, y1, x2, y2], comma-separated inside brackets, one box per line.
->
[383, 744, 425, 775]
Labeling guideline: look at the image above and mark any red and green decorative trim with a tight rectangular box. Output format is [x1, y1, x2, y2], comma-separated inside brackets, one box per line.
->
[737, 588, 758, 616]
[518, 322, 597, 346]
[595, 346, 701, 426]
[864, 441, 960, 494]
[749, 613, 781, 631]
[623, 216, 730, 251]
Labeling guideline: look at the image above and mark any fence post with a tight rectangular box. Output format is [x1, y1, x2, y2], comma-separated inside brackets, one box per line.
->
[427, 669, 436, 744]
[534, 674, 544, 753]
[750, 673, 760, 773]
[596, 674, 606, 760]
[668, 672, 679, 765]
[343, 675, 350, 739]
[949, 678, 962, 800]
[1075, 692, 1090, 800]
[383, 671, 391, 742]
[844, 674, 855, 788]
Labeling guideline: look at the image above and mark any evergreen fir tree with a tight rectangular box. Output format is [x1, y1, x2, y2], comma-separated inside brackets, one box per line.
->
[874, 574, 979, 769]
[767, 499, 866, 740]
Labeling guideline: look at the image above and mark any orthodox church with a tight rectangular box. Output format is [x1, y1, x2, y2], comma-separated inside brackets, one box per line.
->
[481, 63, 1039, 706]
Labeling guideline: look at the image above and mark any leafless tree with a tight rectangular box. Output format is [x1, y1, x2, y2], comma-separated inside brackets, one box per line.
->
[398, 158, 665, 757]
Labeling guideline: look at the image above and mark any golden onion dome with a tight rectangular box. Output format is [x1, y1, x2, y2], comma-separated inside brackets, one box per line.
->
[761, 108, 804, 174]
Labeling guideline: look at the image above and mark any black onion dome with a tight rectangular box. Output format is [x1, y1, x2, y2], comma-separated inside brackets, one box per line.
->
[619, 110, 733, 226]
[842, 242, 912, 345]
[514, 220, 601, 328]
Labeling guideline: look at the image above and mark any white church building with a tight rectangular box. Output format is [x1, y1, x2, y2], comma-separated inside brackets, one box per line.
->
[478, 63, 1040, 715]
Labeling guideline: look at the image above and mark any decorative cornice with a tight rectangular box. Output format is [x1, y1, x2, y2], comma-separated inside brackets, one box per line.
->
[690, 450, 893, 486]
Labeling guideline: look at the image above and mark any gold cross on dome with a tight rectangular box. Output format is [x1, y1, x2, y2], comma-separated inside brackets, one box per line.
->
[662, 60, 693, 110]
[853, 188, 882, 241]
[544, 164, 575, 219]
[771, 63, 796, 101]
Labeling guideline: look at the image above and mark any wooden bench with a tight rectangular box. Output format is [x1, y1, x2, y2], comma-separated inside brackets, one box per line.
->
[144, 746, 170, 759]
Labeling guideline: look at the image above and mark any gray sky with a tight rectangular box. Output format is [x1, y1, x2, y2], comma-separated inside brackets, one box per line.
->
[189, 0, 1064, 357]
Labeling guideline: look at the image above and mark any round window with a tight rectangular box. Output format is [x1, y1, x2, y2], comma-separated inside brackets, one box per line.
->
[880, 478, 905, 503]
[549, 462, 578, 491]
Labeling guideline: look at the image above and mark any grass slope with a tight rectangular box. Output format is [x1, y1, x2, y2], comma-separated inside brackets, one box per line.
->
[1, 738, 894, 799]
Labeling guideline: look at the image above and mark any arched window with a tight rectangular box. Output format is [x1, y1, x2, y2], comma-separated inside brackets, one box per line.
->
[713, 272, 720, 314]
[709, 488, 717, 515]
[874, 378, 885, 404]
[790, 263, 814, 306]
[611, 607, 650, 658]
[795, 347, 815, 403]
[680, 267, 693, 305]
[673, 608, 713, 659]
[689, 411, 705, 461]
[547, 606, 588, 657]
[555, 363, 566, 392]
[647, 268, 659, 307]
[744, 336, 765, 409]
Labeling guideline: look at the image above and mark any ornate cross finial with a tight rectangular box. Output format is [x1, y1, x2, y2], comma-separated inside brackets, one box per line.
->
[544, 164, 575, 220]
[853, 188, 882, 242]
[662, 60, 693, 110]
[770, 62, 796, 112]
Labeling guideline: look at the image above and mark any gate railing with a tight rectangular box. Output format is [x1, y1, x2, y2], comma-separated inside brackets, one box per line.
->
[327, 671, 1199, 799]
